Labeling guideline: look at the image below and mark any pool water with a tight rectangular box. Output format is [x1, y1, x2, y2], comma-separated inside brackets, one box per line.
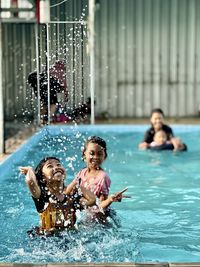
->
[1, 125, 200, 263]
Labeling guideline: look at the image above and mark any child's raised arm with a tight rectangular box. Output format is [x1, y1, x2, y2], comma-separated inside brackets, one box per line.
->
[79, 186, 96, 208]
[19, 167, 41, 199]
[64, 178, 77, 195]
[64, 179, 96, 208]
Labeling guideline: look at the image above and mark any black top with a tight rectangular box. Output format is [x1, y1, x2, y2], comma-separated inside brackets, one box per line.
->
[143, 124, 174, 143]
[32, 184, 82, 213]
[32, 185, 49, 213]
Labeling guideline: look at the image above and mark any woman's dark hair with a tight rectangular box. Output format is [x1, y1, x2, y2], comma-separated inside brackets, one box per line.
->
[34, 157, 60, 186]
[82, 136, 107, 159]
[150, 108, 165, 117]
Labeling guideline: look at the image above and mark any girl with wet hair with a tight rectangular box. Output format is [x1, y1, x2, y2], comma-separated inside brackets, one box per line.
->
[68, 136, 127, 223]
[20, 157, 95, 235]
[82, 135, 108, 159]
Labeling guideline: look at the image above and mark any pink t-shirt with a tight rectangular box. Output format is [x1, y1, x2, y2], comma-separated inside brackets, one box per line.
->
[74, 168, 111, 198]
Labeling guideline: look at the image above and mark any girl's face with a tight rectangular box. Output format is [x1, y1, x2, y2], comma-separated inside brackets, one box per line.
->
[84, 142, 106, 169]
[150, 112, 164, 131]
[42, 159, 66, 183]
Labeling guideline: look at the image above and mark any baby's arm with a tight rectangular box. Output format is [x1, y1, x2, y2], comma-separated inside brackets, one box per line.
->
[19, 167, 41, 199]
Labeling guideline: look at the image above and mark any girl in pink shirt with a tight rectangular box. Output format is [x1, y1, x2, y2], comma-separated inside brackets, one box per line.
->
[67, 136, 125, 222]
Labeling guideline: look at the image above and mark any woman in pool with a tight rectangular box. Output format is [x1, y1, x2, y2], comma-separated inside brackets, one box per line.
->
[20, 157, 96, 235]
[138, 108, 187, 151]
[67, 136, 128, 223]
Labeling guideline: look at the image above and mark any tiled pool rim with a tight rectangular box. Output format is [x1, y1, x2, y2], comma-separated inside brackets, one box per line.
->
[1, 263, 200, 266]
[1, 124, 200, 267]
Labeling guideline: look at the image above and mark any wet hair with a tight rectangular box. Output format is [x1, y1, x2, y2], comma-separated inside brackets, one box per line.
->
[82, 136, 107, 159]
[150, 108, 164, 117]
[34, 157, 61, 186]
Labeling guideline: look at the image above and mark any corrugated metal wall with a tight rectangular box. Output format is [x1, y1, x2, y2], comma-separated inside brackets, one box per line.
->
[2, 0, 200, 121]
[2, 23, 36, 121]
[95, 0, 200, 118]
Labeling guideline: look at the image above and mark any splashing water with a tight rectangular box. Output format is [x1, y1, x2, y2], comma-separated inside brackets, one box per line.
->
[1, 125, 200, 263]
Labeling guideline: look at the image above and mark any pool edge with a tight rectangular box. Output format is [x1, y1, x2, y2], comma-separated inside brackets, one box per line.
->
[1, 262, 200, 266]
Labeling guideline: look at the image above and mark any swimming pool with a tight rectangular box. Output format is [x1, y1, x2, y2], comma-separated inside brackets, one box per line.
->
[1, 124, 200, 264]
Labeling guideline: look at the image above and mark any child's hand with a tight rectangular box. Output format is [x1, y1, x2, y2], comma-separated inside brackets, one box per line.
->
[110, 187, 129, 202]
[111, 193, 123, 202]
[100, 188, 130, 209]
[106, 193, 123, 203]
[19, 166, 33, 175]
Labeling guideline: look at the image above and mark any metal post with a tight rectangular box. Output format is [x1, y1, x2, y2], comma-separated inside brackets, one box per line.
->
[88, 0, 95, 124]
[46, 22, 51, 125]
[35, 23, 41, 126]
[0, 22, 4, 154]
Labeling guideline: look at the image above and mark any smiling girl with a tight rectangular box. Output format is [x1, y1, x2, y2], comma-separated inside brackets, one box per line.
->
[20, 157, 95, 235]
[68, 136, 127, 224]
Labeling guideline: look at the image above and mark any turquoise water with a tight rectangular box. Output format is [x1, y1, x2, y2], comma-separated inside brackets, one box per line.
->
[1, 125, 200, 263]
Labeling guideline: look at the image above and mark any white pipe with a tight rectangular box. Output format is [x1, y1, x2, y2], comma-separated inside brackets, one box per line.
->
[39, 0, 50, 24]
[0, 22, 4, 154]
[35, 23, 41, 126]
[88, 0, 95, 124]
[46, 23, 51, 125]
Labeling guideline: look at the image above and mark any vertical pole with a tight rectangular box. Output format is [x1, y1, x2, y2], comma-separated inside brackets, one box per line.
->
[88, 0, 95, 124]
[72, 24, 76, 109]
[46, 22, 51, 125]
[35, 23, 41, 126]
[56, 22, 60, 60]
[0, 22, 4, 154]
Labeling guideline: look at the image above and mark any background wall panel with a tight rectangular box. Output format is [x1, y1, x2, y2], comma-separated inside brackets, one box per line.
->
[2, 23, 35, 121]
[95, 0, 200, 118]
[2, 0, 200, 122]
